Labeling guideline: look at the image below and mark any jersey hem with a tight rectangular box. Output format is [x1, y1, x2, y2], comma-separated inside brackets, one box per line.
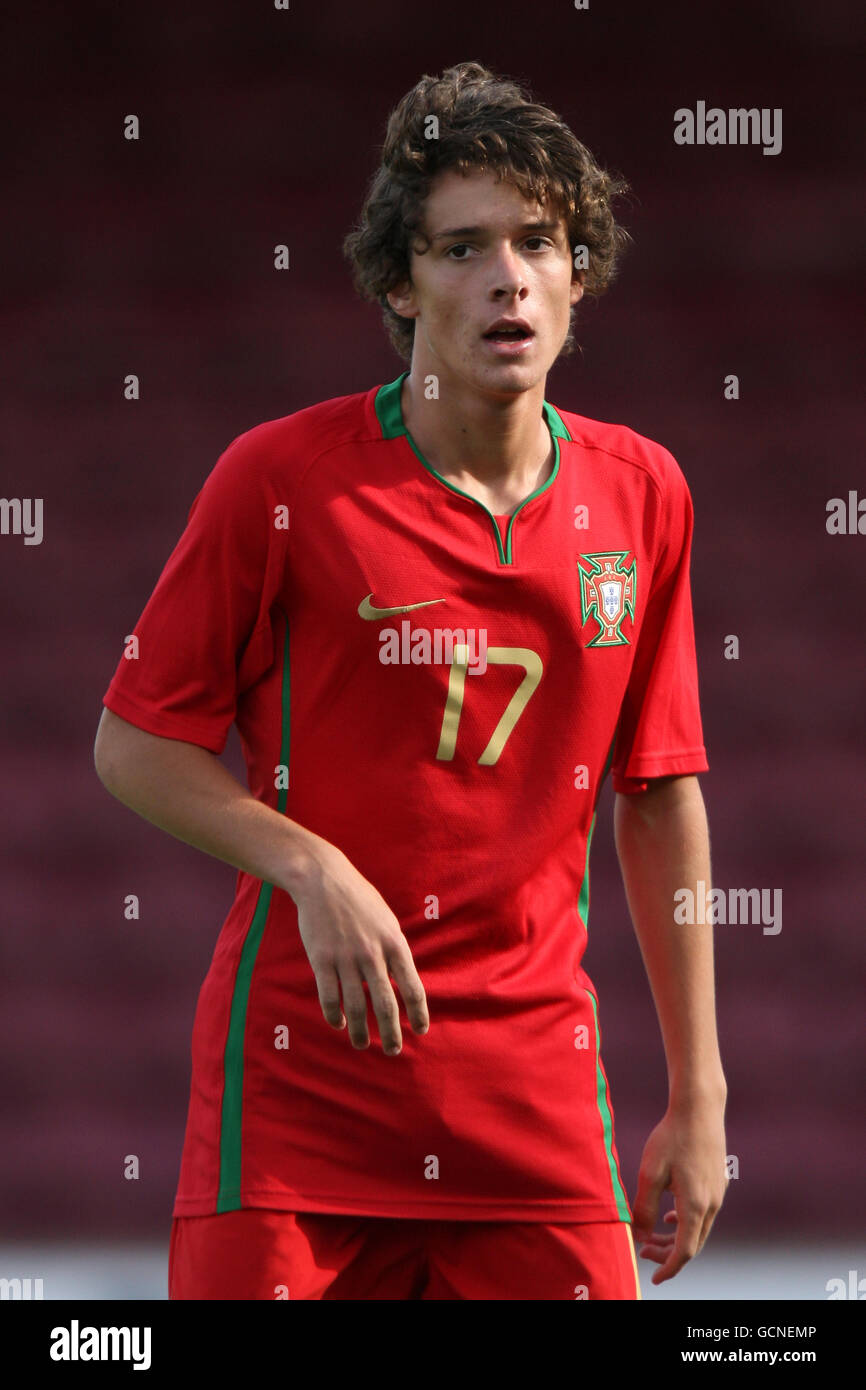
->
[613, 747, 708, 778]
[623, 745, 707, 771]
[173, 1191, 632, 1223]
[611, 750, 709, 795]
[102, 689, 226, 754]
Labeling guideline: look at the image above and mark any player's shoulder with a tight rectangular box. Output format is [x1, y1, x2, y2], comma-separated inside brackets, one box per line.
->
[195, 386, 378, 511]
[553, 401, 689, 500]
[206, 384, 377, 494]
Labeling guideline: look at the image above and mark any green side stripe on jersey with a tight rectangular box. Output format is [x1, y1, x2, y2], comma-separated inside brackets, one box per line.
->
[577, 729, 630, 1220]
[601, 723, 618, 785]
[216, 614, 291, 1211]
[576, 717, 619, 933]
[585, 988, 632, 1221]
[374, 372, 572, 566]
[577, 811, 596, 931]
[577, 726, 618, 931]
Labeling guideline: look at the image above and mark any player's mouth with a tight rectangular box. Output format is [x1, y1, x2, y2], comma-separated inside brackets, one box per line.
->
[481, 317, 535, 355]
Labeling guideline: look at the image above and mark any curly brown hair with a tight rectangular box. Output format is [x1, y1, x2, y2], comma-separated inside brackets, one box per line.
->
[342, 61, 632, 362]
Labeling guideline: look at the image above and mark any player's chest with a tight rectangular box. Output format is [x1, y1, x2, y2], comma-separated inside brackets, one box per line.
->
[283, 471, 651, 665]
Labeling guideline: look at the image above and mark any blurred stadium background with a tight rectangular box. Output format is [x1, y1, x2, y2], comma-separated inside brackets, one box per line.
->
[1, 1, 863, 1299]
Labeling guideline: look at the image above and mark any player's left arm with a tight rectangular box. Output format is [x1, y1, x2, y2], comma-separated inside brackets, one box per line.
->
[613, 771, 728, 1285]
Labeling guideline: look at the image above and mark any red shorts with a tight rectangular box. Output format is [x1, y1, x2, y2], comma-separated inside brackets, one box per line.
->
[168, 1209, 642, 1300]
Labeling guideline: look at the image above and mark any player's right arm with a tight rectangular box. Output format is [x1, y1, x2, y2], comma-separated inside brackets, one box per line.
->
[93, 707, 429, 1055]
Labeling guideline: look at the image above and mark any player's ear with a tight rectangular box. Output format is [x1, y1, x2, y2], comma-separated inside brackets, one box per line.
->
[386, 279, 420, 321]
[570, 269, 586, 307]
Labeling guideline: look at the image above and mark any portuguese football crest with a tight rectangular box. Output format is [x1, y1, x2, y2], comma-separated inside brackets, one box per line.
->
[578, 551, 637, 647]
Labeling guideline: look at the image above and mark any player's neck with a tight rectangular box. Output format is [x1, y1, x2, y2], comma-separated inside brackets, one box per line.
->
[399, 368, 553, 514]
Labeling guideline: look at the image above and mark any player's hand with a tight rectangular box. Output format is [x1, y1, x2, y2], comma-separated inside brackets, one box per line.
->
[293, 842, 429, 1055]
[629, 1097, 728, 1284]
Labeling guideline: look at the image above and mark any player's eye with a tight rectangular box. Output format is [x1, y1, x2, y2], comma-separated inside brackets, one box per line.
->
[445, 238, 554, 260]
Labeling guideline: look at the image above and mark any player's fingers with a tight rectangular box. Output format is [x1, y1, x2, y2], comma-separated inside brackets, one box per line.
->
[360, 960, 403, 1055]
[313, 963, 346, 1030]
[631, 1168, 668, 1242]
[637, 1228, 676, 1259]
[386, 942, 430, 1035]
[652, 1202, 704, 1283]
[639, 1230, 676, 1250]
[696, 1200, 721, 1254]
[638, 1241, 676, 1265]
[336, 961, 371, 1048]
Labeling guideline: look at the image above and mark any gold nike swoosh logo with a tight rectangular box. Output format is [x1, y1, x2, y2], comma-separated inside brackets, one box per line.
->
[358, 593, 446, 620]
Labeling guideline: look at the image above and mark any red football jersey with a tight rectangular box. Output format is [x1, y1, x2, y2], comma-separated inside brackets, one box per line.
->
[102, 370, 708, 1222]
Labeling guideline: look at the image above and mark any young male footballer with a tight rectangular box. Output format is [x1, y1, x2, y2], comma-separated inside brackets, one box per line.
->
[94, 61, 728, 1300]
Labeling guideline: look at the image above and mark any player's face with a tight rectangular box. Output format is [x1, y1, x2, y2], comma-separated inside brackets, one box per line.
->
[388, 166, 584, 395]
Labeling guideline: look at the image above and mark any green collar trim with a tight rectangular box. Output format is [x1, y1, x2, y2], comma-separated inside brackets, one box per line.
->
[374, 371, 571, 565]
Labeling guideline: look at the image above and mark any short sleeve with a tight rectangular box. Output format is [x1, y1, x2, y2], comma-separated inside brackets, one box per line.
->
[610, 459, 709, 794]
[102, 430, 289, 754]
